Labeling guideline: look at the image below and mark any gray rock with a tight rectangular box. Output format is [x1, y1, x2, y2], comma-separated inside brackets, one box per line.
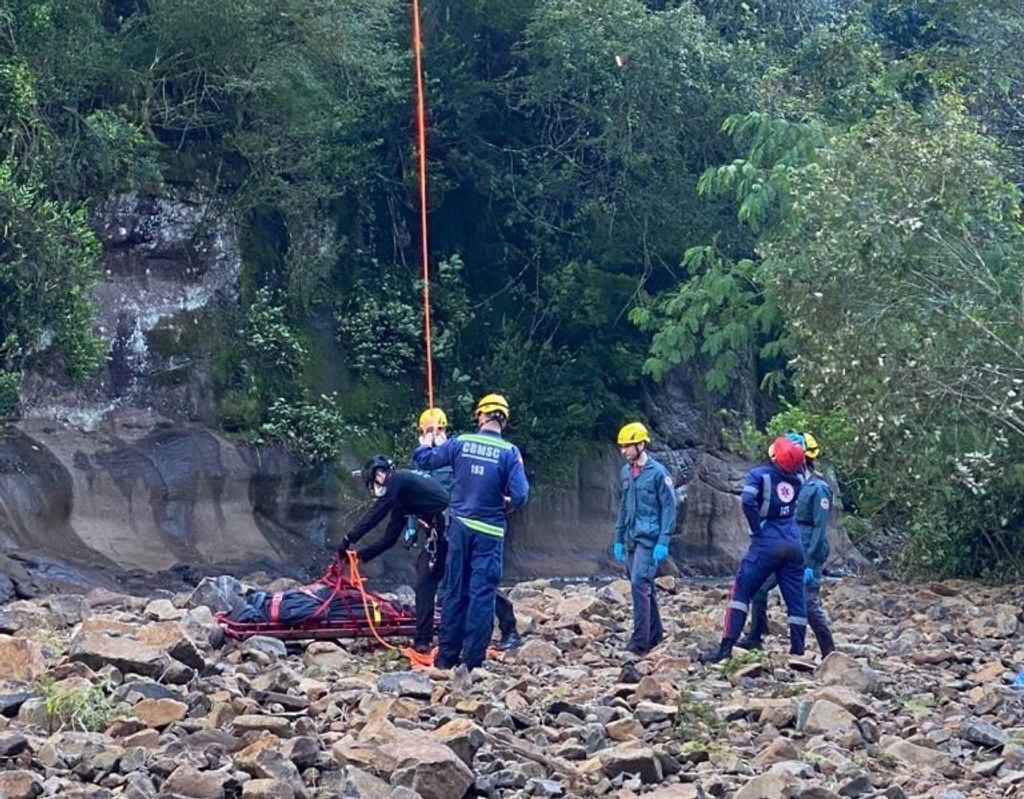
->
[635, 701, 676, 726]
[482, 707, 515, 730]
[489, 769, 528, 789]
[0, 770, 43, 799]
[281, 736, 320, 769]
[68, 632, 170, 679]
[123, 773, 158, 799]
[386, 740, 474, 799]
[0, 609, 21, 634]
[527, 778, 565, 797]
[960, 718, 1008, 748]
[113, 680, 182, 704]
[377, 671, 433, 700]
[159, 764, 231, 798]
[601, 746, 663, 784]
[0, 691, 35, 718]
[187, 576, 246, 615]
[0, 732, 29, 758]
[836, 774, 873, 797]
[330, 765, 393, 798]
[241, 779, 295, 799]
[430, 718, 485, 768]
[243, 636, 288, 659]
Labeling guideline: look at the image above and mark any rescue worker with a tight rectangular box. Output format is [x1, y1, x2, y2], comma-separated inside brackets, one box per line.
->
[612, 422, 676, 656]
[737, 432, 835, 656]
[413, 393, 529, 670]
[337, 454, 448, 655]
[413, 407, 523, 651]
[701, 436, 808, 663]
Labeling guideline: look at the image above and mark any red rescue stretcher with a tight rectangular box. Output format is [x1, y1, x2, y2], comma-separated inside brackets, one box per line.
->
[215, 558, 429, 643]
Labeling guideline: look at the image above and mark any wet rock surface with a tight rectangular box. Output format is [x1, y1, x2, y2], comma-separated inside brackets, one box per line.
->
[1, 575, 1022, 798]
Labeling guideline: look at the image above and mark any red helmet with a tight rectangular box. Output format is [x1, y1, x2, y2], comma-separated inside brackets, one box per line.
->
[769, 436, 805, 473]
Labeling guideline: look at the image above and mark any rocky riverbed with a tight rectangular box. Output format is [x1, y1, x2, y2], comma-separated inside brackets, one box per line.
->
[1, 573, 1022, 799]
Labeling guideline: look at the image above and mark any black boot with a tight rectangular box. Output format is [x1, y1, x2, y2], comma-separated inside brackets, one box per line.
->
[700, 639, 735, 664]
[495, 632, 523, 651]
[736, 636, 764, 651]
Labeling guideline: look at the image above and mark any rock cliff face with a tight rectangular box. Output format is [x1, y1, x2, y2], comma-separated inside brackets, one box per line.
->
[0, 190, 861, 593]
[0, 410, 862, 597]
[20, 191, 239, 428]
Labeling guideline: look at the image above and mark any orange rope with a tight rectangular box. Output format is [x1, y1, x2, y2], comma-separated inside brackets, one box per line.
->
[411, 0, 434, 409]
[345, 551, 436, 668]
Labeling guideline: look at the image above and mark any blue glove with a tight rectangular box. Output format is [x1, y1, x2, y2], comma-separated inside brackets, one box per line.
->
[803, 567, 815, 585]
[613, 542, 625, 562]
[653, 544, 669, 564]
[403, 518, 418, 547]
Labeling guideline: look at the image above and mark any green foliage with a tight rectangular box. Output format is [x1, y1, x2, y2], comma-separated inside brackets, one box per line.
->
[673, 688, 723, 749]
[427, 254, 475, 366]
[719, 647, 771, 677]
[0, 371, 20, 419]
[632, 246, 781, 393]
[336, 271, 421, 380]
[0, 162, 104, 380]
[258, 395, 356, 464]
[244, 288, 308, 381]
[38, 675, 116, 733]
[4, 0, 1024, 573]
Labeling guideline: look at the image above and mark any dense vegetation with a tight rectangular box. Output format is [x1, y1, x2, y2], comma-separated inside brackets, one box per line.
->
[1, 0, 1022, 577]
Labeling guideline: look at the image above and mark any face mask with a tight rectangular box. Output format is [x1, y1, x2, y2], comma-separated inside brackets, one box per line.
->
[373, 483, 387, 498]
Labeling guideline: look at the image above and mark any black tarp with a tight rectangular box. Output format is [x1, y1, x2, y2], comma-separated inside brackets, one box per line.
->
[227, 584, 412, 624]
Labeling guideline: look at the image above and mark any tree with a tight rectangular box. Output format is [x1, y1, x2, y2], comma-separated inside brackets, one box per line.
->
[0, 162, 104, 386]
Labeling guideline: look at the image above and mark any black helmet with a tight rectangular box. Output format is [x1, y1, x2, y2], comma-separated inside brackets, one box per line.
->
[362, 454, 395, 491]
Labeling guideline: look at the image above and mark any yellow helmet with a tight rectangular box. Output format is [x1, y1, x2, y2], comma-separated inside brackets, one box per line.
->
[617, 422, 650, 446]
[474, 393, 510, 420]
[418, 407, 448, 432]
[803, 432, 821, 460]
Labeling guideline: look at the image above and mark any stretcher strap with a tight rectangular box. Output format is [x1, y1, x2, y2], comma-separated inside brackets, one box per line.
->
[345, 551, 428, 667]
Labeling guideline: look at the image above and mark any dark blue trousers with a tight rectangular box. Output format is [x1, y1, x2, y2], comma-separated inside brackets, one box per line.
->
[627, 543, 663, 652]
[437, 519, 503, 669]
[724, 534, 807, 655]
[745, 576, 834, 655]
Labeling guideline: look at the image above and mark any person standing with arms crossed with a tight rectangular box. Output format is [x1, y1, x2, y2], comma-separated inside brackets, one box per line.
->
[413, 394, 529, 670]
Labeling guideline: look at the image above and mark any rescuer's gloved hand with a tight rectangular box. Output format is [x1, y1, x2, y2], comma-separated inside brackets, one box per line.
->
[803, 567, 815, 585]
[613, 542, 625, 563]
[652, 544, 668, 565]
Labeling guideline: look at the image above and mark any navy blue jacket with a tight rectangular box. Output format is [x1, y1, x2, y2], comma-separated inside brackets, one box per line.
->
[741, 464, 804, 539]
[614, 456, 677, 549]
[413, 429, 529, 538]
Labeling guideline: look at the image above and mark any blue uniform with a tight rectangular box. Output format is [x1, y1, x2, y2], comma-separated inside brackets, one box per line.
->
[742, 471, 835, 655]
[413, 429, 529, 668]
[724, 463, 808, 655]
[615, 457, 676, 653]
